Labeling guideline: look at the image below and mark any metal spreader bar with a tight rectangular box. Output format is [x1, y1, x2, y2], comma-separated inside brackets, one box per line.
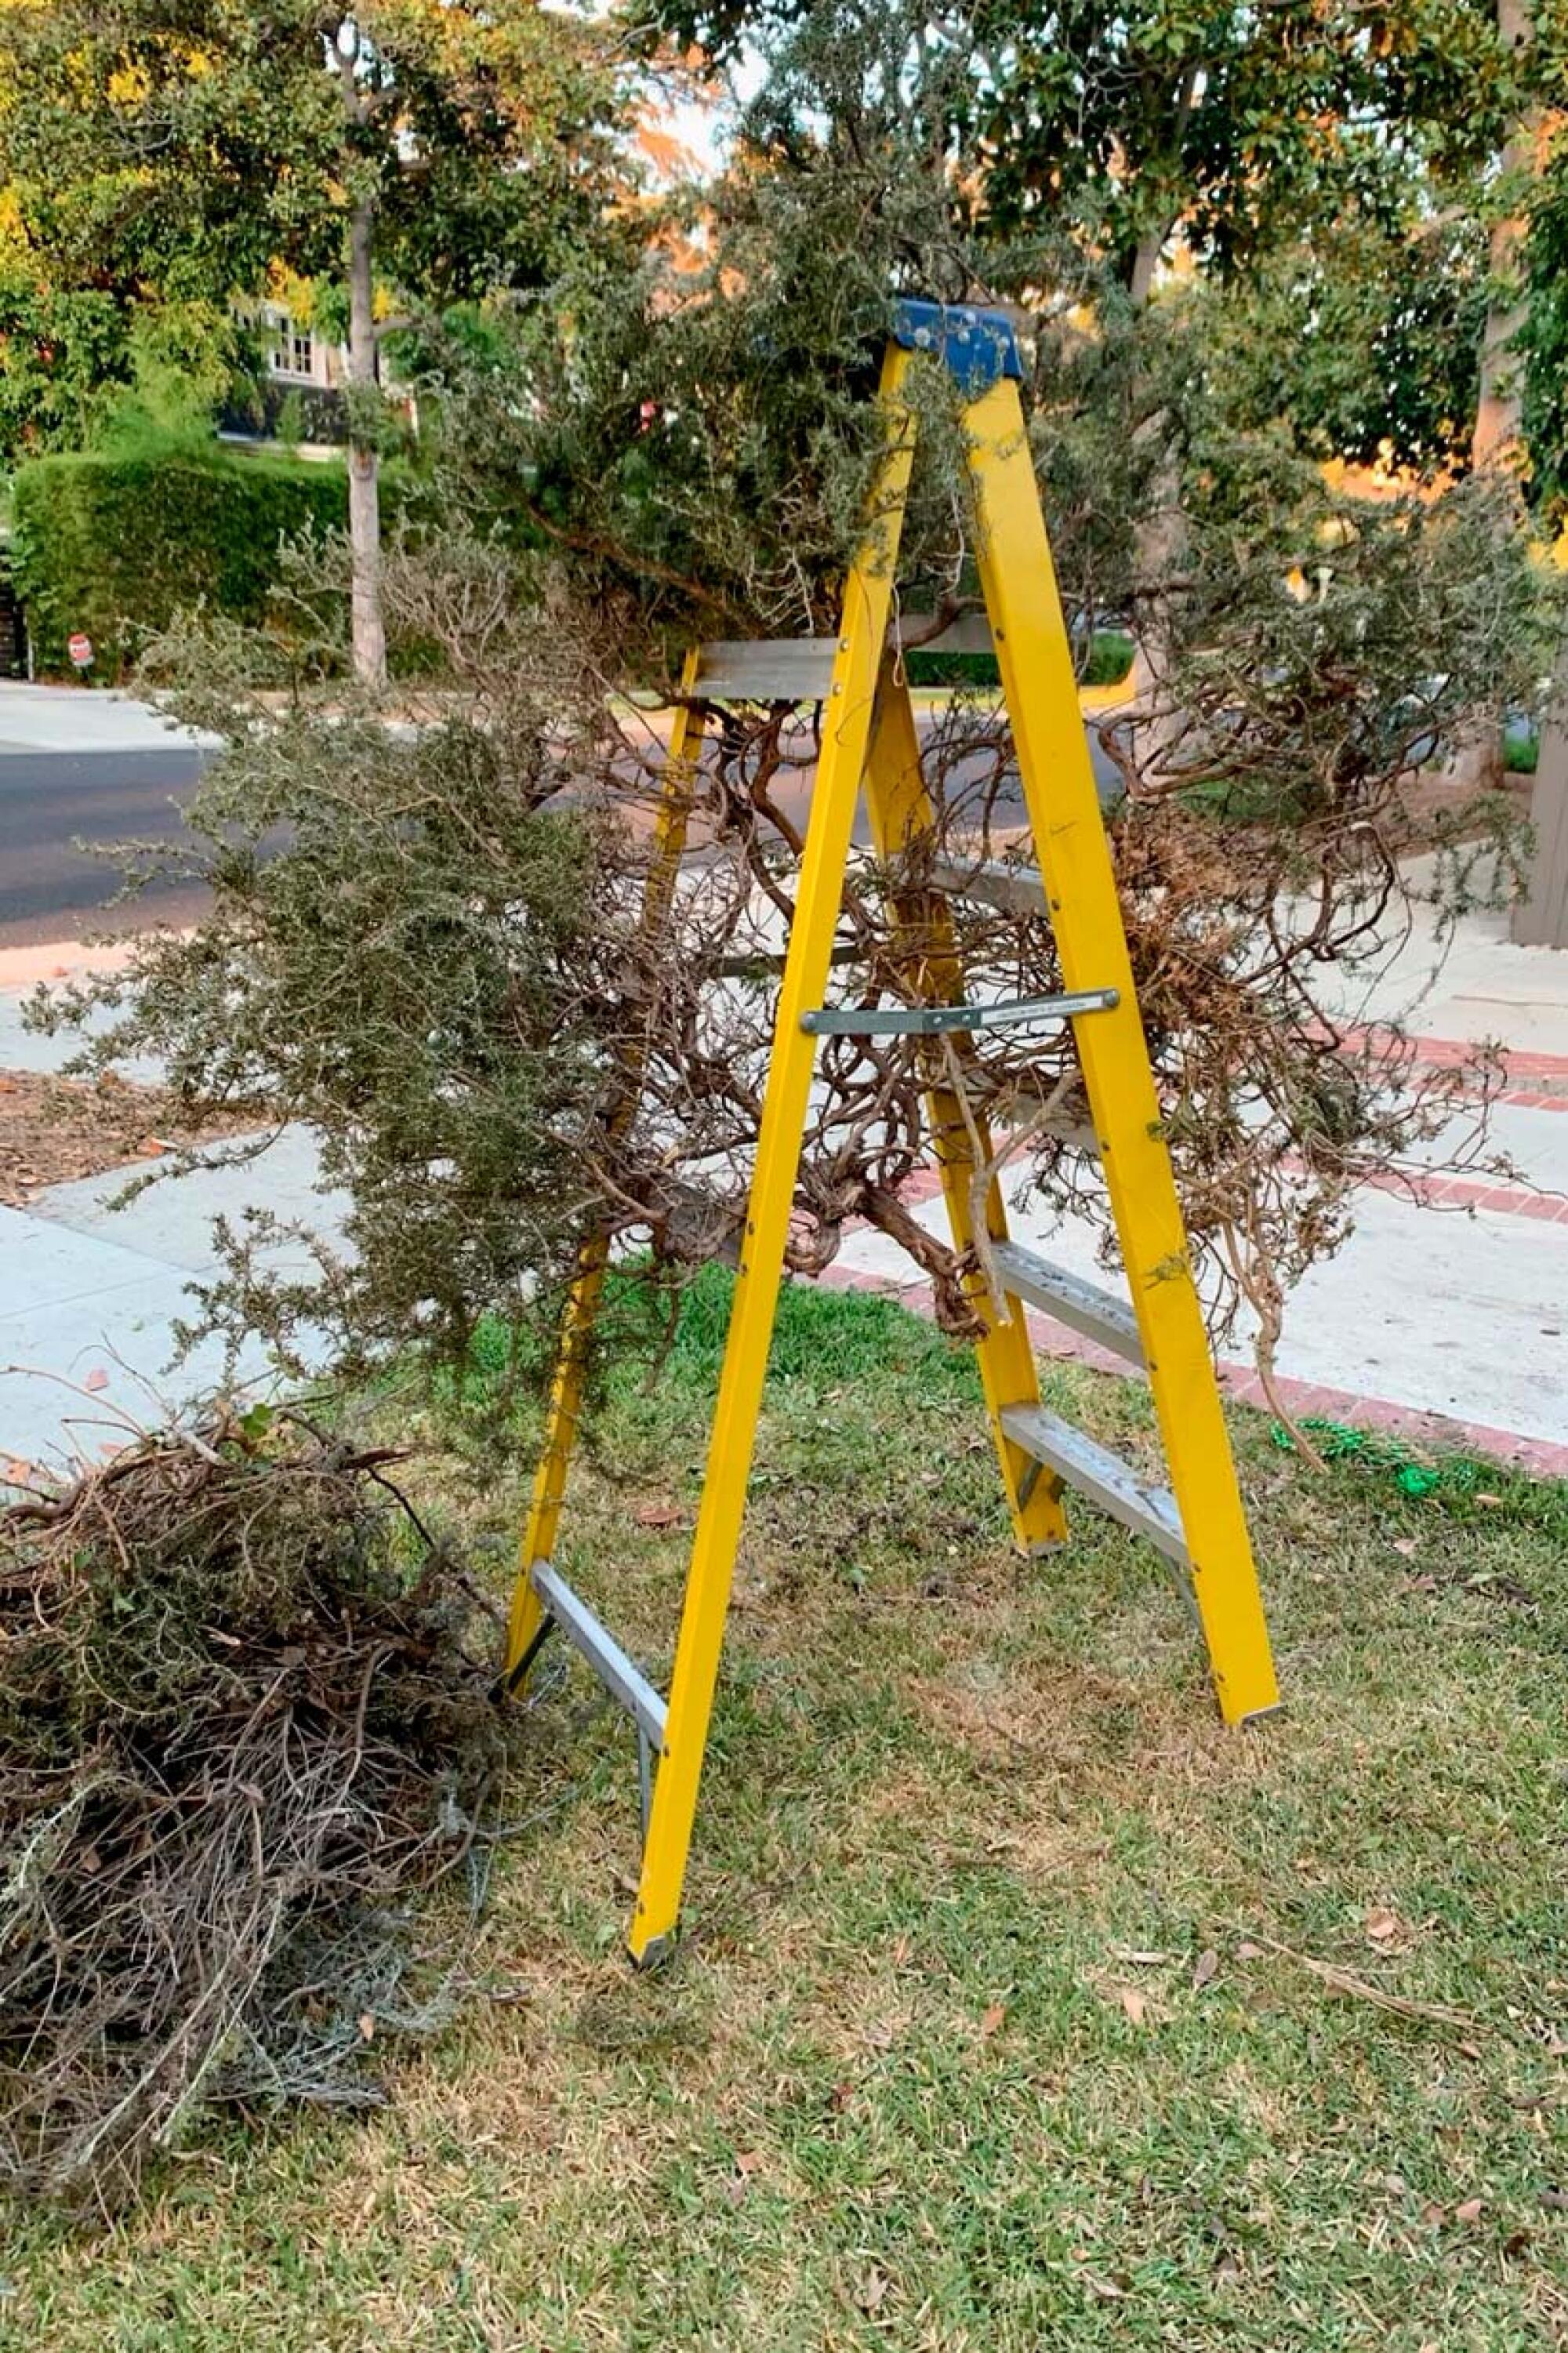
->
[801, 986, 1116, 1037]
[505, 296, 1280, 1970]
[529, 1562, 668, 1750]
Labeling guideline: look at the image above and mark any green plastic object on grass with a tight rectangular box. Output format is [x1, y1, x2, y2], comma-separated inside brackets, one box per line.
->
[1270, 1416, 1443, 1495]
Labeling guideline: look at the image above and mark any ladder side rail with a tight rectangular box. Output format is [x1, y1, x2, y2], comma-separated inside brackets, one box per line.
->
[629, 349, 920, 1962]
[964, 375, 1279, 1727]
[862, 663, 1068, 1553]
[506, 663, 710, 1678]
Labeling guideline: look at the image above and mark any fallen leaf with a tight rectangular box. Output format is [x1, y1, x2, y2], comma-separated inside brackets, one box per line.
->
[1235, 1939, 1263, 1962]
[980, 2003, 1007, 2038]
[1192, 1948, 1220, 1990]
[1118, 1986, 1149, 2027]
[358, 2013, 376, 2042]
[1454, 2197, 1484, 2225]
[1504, 2229, 1531, 2260]
[829, 2080, 855, 2114]
[1366, 1906, 1402, 1944]
[83, 1368, 109, 1393]
[735, 2149, 764, 2177]
[1421, 2201, 1446, 2226]
[1475, 1492, 1504, 1508]
[857, 2268, 890, 2314]
[635, 1501, 683, 1528]
[1392, 1536, 1419, 1558]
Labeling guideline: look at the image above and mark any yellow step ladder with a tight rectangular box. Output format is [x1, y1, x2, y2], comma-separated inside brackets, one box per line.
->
[504, 301, 1279, 1966]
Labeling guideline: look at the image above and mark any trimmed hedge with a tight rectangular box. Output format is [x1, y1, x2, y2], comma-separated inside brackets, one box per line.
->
[9, 441, 352, 674]
[904, 628, 1134, 693]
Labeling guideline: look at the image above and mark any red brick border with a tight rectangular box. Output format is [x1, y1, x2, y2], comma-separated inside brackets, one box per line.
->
[1333, 1021, 1568, 1106]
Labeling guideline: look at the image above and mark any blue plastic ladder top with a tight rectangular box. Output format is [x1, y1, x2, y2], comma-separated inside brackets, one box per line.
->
[891, 299, 1024, 394]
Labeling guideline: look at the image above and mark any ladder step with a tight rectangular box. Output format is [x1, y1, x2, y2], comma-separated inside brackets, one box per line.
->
[999, 1403, 1189, 1567]
[989, 1240, 1145, 1364]
[802, 987, 1116, 1037]
[921, 853, 1047, 918]
[693, 638, 839, 702]
[531, 1562, 668, 1748]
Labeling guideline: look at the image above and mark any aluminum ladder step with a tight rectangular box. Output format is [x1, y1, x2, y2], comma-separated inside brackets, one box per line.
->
[692, 617, 1004, 704]
[530, 1561, 667, 1748]
[989, 1240, 1144, 1365]
[921, 853, 1048, 918]
[999, 1402, 1189, 1569]
[692, 638, 839, 702]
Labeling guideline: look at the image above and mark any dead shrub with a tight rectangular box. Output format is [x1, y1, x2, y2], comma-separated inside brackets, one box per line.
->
[0, 1414, 510, 2210]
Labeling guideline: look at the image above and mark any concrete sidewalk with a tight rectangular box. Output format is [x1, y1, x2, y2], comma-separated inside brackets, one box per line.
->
[0, 679, 216, 757]
[1, 1125, 346, 1478]
[4, 867, 1568, 1480]
[831, 884, 1568, 1470]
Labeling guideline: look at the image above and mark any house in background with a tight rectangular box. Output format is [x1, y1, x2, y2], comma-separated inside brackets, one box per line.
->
[219, 300, 350, 456]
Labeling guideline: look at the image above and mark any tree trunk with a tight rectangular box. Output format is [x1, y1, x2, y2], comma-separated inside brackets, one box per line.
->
[347, 198, 387, 690]
[1472, 0, 1534, 470]
[1128, 228, 1163, 309]
[1123, 211, 1183, 789]
[1515, 641, 1568, 946]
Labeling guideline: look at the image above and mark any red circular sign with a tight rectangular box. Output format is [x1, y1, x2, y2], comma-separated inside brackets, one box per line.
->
[67, 632, 94, 669]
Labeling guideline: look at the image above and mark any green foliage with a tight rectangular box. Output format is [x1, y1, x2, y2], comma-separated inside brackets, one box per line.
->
[1524, 156, 1568, 523]
[0, 0, 635, 370]
[0, 276, 260, 471]
[31, 585, 626, 1399]
[1209, 206, 1488, 474]
[1505, 717, 1541, 775]
[274, 387, 306, 453]
[9, 441, 351, 673]
[87, 301, 257, 455]
[655, 0, 1516, 292]
[0, 0, 634, 532]
[905, 631, 1134, 692]
[0, 278, 127, 465]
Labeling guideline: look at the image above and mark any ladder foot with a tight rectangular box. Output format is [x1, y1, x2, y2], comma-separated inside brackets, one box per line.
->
[628, 1928, 678, 1971]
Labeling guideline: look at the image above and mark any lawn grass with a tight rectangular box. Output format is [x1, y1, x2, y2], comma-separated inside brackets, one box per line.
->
[3, 1273, 1566, 2350]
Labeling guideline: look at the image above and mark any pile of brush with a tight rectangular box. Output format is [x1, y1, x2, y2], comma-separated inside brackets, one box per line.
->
[0, 1413, 509, 2209]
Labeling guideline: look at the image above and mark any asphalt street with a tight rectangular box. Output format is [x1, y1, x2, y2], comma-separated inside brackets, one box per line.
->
[0, 746, 211, 944]
[0, 712, 1123, 947]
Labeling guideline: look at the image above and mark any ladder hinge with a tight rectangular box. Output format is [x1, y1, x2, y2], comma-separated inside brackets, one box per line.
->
[801, 987, 1116, 1038]
[892, 299, 1024, 395]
